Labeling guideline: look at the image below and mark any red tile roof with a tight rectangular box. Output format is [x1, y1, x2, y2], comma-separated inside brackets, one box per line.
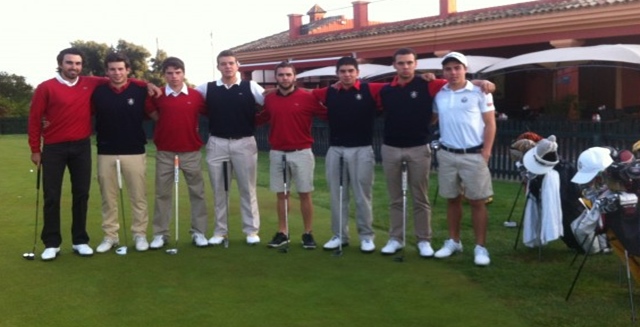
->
[231, 0, 637, 53]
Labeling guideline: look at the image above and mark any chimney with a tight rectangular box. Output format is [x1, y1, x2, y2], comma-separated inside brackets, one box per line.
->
[352, 1, 369, 29]
[288, 14, 303, 39]
[307, 5, 327, 23]
[439, 0, 457, 18]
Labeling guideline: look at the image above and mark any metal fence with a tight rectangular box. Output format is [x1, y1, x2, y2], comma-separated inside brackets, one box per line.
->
[4, 116, 639, 181]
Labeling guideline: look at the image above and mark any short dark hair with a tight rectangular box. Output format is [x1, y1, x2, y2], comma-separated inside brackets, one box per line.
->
[274, 60, 296, 75]
[336, 57, 359, 72]
[162, 57, 185, 73]
[56, 47, 85, 67]
[104, 52, 130, 69]
[217, 50, 237, 65]
[392, 47, 417, 63]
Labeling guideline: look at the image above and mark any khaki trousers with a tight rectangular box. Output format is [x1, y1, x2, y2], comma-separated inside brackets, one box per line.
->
[381, 144, 433, 242]
[97, 154, 148, 240]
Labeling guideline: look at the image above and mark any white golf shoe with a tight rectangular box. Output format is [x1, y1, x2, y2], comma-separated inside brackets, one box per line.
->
[474, 245, 491, 266]
[96, 238, 118, 253]
[360, 239, 375, 253]
[381, 239, 403, 255]
[246, 233, 260, 245]
[434, 239, 463, 258]
[149, 235, 166, 249]
[41, 247, 60, 261]
[417, 241, 434, 257]
[192, 233, 208, 247]
[72, 244, 94, 256]
[208, 235, 226, 245]
[323, 236, 345, 250]
[135, 236, 149, 251]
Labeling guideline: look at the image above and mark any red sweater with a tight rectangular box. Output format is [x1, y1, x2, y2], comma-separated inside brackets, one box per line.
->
[148, 89, 207, 152]
[258, 88, 327, 151]
[28, 76, 102, 153]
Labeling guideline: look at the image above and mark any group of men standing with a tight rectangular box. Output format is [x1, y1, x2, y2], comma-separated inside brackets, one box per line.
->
[28, 46, 495, 266]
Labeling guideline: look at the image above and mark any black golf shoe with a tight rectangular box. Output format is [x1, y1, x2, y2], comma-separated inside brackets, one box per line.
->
[302, 232, 316, 249]
[268, 232, 289, 248]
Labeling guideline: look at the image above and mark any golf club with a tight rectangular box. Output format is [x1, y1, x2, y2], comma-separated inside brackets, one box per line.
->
[503, 181, 523, 228]
[115, 159, 129, 255]
[166, 155, 180, 255]
[333, 156, 344, 257]
[223, 161, 230, 248]
[23, 164, 41, 260]
[279, 154, 290, 254]
[394, 161, 408, 262]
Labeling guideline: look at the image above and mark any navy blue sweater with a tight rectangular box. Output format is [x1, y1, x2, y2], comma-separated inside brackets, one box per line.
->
[325, 83, 377, 147]
[206, 81, 257, 138]
[92, 83, 148, 155]
[380, 78, 434, 148]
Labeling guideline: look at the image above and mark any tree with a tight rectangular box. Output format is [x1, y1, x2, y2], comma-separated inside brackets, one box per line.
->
[70, 40, 111, 77]
[0, 72, 33, 117]
[146, 48, 168, 86]
[114, 39, 152, 79]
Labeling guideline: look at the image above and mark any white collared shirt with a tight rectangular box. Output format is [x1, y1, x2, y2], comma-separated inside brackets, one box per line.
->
[55, 73, 79, 86]
[165, 84, 189, 97]
[434, 80, 495, 149]
[195, 78, 265, 105]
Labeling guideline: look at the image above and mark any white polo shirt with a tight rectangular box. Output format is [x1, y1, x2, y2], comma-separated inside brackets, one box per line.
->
[433, 81, 495, 149]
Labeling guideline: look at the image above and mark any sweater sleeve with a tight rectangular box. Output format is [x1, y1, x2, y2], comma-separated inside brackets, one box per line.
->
[28, 83, 48, 153]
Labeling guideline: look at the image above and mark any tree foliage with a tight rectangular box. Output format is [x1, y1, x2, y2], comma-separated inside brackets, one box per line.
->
[0, 72, 34, 117]
[70, 39, 164, 82]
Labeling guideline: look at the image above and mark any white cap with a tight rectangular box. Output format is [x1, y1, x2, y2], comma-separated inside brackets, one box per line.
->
[571, 147, 614, 184]
[442, 52, 468, 67]
[523, 135, 560, 175]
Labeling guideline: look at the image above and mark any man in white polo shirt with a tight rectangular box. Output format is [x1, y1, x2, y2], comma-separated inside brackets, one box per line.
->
[432, 52, 496, 266]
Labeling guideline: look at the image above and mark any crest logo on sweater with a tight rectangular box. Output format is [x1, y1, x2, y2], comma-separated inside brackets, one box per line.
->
[410, 91, 418, 99]
[355, 94, 362, 101]
[127, 98, 135, 106]
[461, 97, 468, 103]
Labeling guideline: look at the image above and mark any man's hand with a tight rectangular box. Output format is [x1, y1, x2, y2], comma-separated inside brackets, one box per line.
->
[31, 153, 41, 166]
[420, 72, 436, 82]
[147, 83, 162, 98]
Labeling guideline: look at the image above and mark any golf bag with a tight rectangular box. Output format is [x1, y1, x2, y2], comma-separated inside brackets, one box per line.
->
[554, 159, 586, 251]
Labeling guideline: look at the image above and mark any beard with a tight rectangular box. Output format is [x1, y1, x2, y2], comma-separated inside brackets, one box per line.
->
[277, 82, 295, 91]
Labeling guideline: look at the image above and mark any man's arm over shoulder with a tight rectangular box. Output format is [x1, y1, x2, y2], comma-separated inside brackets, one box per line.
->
[428, 79, 448, 97]
[480, 93, 496, 162]
[249, 80, 265, 106]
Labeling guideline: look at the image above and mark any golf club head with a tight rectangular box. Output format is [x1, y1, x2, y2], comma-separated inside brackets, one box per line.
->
[503, 221, 518, 228]
[332, 249, 343, 257]
[23, 252, 35, 260]
[115, 246, 128, 255]
[278, 247, 289, 254]
[393, 256, 405, 262]
[223, 238, 229, 248]
[166, 248, 178, 255]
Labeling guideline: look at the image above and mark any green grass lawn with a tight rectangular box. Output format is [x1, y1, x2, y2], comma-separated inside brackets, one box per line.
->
[0, 134, 634, 326]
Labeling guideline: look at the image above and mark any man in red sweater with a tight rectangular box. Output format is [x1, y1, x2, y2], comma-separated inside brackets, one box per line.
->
[28, 48, 158, 261]
[146, 57, 210, 249]
[257, 61, 327, 249]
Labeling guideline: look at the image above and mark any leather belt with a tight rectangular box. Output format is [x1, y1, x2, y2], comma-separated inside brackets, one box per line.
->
[213, 135, 248, 140]
[440, 144, 483, 154]
[280, 149, 306, 153]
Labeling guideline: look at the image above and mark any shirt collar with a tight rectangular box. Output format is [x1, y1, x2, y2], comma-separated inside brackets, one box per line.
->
[108, 80, 131, 93]
[389, 75, 415, 87]
[165, 84, 189, 97]
[443, 80, 474, 92]
[337, 80, 361, 91]
[55, 73, 79, 86]
[216, 77, 241, 89]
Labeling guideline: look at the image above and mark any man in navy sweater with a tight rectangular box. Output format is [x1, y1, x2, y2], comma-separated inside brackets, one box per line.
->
[91, 52, 151, 253]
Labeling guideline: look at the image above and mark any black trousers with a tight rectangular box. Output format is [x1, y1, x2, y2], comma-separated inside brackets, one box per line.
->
[41, 138, 92, 247]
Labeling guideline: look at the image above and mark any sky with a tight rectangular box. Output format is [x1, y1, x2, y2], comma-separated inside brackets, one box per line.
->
[0, 0, 525, 87]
